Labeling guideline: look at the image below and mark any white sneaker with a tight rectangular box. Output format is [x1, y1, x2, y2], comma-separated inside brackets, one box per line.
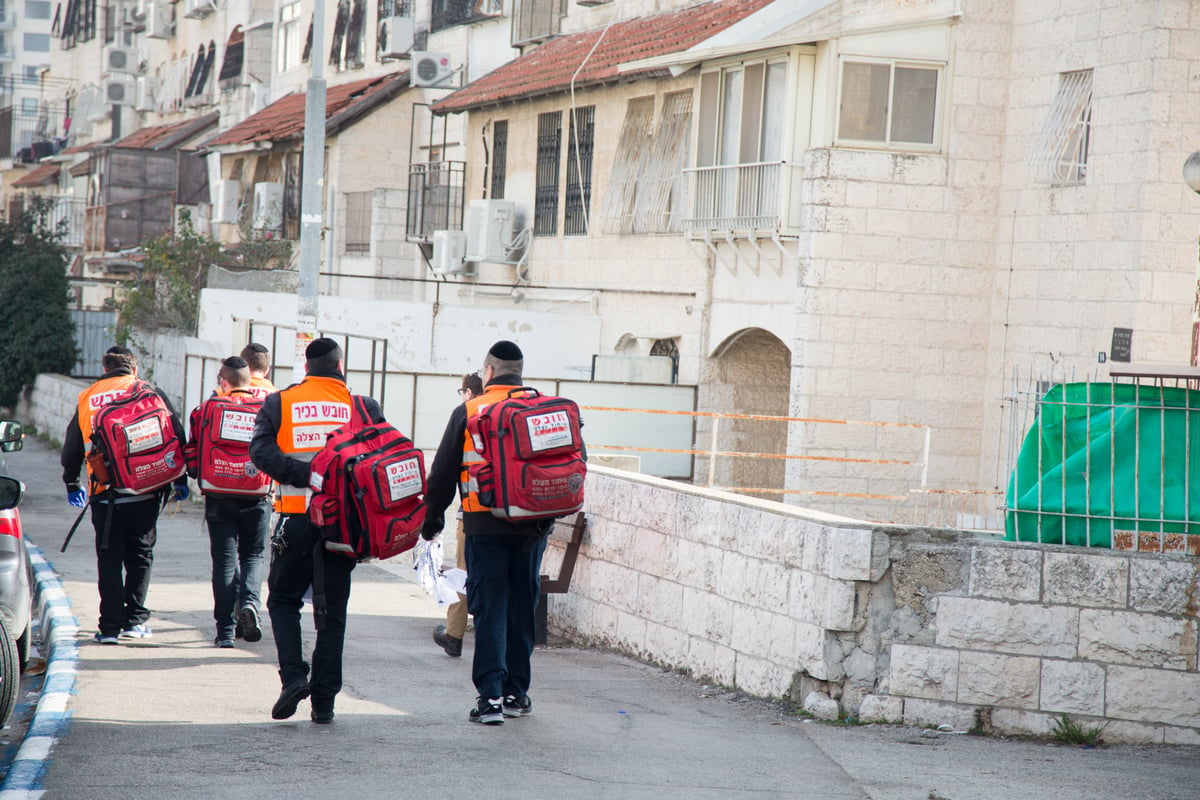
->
[120, 624, 152, 639]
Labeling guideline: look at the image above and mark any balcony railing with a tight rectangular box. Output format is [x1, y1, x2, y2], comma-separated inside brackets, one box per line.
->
[406, 160, 465, 243]
[50, 196, 86, 246]
[683, 161, 804, 233]
[0, 8, 16, 29]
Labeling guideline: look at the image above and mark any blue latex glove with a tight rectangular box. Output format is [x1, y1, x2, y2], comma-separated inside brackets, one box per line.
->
[68, 487, 87, 508]
[172, 484, 189, 502]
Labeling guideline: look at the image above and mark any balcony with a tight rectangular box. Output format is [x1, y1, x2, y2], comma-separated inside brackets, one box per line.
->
[0, 8, 15, 29]
[50, 196, 86, 247]
[405, 160, 465, 243]
[432, 0, 503, 33]
[683, 161, 804, 234]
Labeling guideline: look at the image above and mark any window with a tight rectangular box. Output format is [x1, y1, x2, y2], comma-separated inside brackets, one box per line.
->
[219, 26, 244, 84]
[25, 0, 51, 19]
[603, 92, 693, 235]
[23, 32, 50, 51]
[20, 98, 36, 114]
[1029, 69, 1093, 184]
[836, 58, 940, 148]
[329, 0, 366, 70]
[533, 111, 561, 236]
[432, 0, 502, 33]
[512, 0, 562, 46]
[564, 105, 594, 236]
[60, 0, 98, 48]
[489, 119, 507, 199]
[343, 191, 372, 253]
[279, 1, 303, 72]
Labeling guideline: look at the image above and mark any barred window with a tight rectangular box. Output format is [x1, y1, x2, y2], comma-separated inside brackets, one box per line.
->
[564, 106, 594, 236]
[1028, 69, 1092, 184]
[534, 111, 561, 237]
[344, 192, 372, 254]
[490, 119, 507, 199]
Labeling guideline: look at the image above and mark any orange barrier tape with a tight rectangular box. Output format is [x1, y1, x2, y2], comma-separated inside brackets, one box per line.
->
[589, 444, 916, 466]
[579, 405, 930, 429]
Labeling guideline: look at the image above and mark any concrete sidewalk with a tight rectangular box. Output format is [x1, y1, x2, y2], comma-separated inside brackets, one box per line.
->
[4, 435, 1199, 800]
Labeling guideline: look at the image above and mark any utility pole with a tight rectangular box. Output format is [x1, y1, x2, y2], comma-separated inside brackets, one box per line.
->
[295, 0, 327, 370]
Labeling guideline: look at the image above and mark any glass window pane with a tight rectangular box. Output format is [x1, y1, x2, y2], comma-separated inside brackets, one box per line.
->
[719, 68, 742, 165]
[838, 61, 888, 141]
[25, 1, 53, 20]
[890, 67, 937, 144]
[24, 33, 51, 51]
[760, 61, 787, 161]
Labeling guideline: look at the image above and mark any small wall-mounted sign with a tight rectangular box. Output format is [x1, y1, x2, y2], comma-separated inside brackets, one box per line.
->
[1111, 328, 1133, 363]
[1098, 352, 1107, 363]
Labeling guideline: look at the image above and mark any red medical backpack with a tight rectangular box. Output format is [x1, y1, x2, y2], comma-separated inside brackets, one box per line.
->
[90, 382, 186, 495]
[186, 394, 271, 496]
[468, 387, 586, 521]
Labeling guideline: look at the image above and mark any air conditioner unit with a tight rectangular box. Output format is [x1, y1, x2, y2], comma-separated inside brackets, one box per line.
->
[104, 46, 136, 74]
[124, 4, 147, 31]
[135, 76, 159, 112]
[183, 0, 216, 19]
[432, 230, 472, 275]
[379, 16, 414, 58]
[410, 52, 453, 88]
[145, 1, 175, 39]
[103, 76, 137, 106]
[465, 199, 515, 263]
[211, 179, 241, 224]
[252, 182, 283, 233]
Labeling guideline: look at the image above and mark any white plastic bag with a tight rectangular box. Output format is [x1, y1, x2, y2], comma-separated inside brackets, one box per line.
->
[412, 539, 462, 606]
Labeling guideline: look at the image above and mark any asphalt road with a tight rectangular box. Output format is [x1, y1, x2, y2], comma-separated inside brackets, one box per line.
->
[3, 435, 1200, 800]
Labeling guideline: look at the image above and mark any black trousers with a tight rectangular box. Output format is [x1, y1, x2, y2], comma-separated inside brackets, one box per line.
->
[266, 514, 355, 710]
[91, 496, 160, 636]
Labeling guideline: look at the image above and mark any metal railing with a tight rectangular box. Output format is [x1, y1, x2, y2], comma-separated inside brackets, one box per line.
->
[683, 161, 803, 232]
[405, 160, 465, 242]
[50, 196, 86, 246]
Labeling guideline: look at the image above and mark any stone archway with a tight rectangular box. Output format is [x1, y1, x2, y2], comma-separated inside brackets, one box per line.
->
[696, 328, 791, 500]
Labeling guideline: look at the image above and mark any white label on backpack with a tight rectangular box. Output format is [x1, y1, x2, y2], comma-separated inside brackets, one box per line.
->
[310, 472, 324, 492]
[219, 408, 256, 443]
[386, 457, 422, 501]
[125, 417, 165, 454]
[526, 411, 572, 452]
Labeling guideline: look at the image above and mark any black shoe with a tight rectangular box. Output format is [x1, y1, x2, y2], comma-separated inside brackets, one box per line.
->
[311, 708, 335, 724]
[271, 679, 310, 720]
[502, 694, 532, 717]
[469, 697, 504, 725]
[433, 625, 463, 658]
[238, 606, 263, 643]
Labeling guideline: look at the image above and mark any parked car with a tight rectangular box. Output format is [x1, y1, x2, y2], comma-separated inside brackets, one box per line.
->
[0, 419, 33, 726]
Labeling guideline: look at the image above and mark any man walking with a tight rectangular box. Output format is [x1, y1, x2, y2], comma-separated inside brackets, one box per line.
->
[422, 341, 550, 725]
[249, 338, 384, 724]
[240, 342, 276, 399]
[184, 356, 272, 648]
[61, 346, 189, 644]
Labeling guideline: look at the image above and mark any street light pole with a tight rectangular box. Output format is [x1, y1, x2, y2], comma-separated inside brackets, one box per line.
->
[296, 0, 327, 371]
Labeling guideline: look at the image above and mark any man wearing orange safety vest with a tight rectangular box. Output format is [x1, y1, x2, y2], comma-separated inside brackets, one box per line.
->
[240, 342, 276, 400]
[248, 337, 384, 724]
[60, 346, 188, 645]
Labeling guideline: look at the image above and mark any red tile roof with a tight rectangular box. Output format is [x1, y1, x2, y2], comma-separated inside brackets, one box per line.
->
[205, 71, 409, 147]
[12, 163, 61, 188]
[114, 112, 220, 150]
[433, 0, 775, 114]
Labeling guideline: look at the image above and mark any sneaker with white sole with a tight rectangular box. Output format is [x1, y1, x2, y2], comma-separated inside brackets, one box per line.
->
[469, 697, 504, 725]
[94, 632, 119, 645]
[502, 694, 532, 717]
[120, 624, 152, 639]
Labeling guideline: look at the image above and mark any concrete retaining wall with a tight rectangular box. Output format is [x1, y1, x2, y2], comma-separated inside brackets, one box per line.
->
[548, 468, 1200, 744]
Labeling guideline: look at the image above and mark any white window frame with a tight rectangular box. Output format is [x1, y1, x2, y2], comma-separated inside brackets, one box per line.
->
[696, 53, 791, 168]
[278, 1, 303, 73]
[1028, 69, 1092, 185]
[835, 56, 944, 151]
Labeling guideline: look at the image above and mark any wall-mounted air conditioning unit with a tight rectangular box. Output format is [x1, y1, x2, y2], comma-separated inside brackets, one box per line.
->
[104, 46, 137, 74]
[410, 52, 453, 87]
[124, 3, 147, 31]
[211, 179, 241, 224]
[432, 230, 472, 275]
[465, 199, 515, 263]
[145, 1, 175, 39]
[135, 77, 160, 112]
[379, 16, 414, 58]
[252, 182, 283, 233]
[183, 0, 216, 19]
[104, 76, 137, 106]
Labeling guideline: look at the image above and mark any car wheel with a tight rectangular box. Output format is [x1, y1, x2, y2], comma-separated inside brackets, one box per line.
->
[15, 622, 29, 673]
[0, 616, 20, 727]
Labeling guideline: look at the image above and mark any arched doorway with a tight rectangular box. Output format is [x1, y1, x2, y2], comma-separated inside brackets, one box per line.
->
[697, 328, 790, 500]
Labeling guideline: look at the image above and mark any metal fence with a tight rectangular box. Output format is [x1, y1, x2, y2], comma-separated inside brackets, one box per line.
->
[69, 309, 117, 378]
[683, 161, 803, 231]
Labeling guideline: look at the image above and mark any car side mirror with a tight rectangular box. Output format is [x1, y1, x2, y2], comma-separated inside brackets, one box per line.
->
[0, 476, 22, 511]
[0, 420, 23, 454]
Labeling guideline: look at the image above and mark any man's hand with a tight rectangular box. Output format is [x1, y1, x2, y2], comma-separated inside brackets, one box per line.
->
[67, 485, 87, 508]
[172, 483, 190, 502]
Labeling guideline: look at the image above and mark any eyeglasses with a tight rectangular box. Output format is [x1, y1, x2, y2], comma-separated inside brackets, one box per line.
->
[457, 388, 471, 397]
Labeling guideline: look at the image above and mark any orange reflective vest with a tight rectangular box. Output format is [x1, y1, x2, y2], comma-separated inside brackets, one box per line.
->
[248, 375, 276, 400]
[273, 376, 353, 514]
[77, 373, 140, 489]
[458, 383, 522, 513]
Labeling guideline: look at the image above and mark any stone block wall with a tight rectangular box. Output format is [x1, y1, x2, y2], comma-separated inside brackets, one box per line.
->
[15, 374, 87, 445]
[549, 467, 1200, 744]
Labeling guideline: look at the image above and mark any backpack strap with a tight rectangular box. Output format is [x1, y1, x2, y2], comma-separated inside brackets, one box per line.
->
[352, 395, 372, 425]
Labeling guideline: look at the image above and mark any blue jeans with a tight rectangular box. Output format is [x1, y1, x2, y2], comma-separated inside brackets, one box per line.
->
[205, 495, 271, 640]
[465, 533, 547, 700]
[267, 514, 355, 711]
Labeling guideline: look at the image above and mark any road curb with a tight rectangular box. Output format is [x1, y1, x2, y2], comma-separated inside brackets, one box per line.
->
[0, 544, 77, 798]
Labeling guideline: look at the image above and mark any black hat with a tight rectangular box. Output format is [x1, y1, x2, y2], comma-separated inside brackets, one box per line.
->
[488, 340, 523, 361]
[305, 337, 339, 359]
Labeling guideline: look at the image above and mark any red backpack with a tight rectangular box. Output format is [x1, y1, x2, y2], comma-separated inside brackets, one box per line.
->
[308, 399, 426, 561]
[468, 387, 586, 521]
[90, 381, 186, 495]
[185, 394, 271, 496]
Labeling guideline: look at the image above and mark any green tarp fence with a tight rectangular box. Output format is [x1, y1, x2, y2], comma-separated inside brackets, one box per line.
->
[1005, 382, 1200, 547]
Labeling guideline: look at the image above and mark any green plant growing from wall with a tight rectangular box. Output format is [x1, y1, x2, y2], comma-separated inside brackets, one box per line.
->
[1049, 713, 1107, 746]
